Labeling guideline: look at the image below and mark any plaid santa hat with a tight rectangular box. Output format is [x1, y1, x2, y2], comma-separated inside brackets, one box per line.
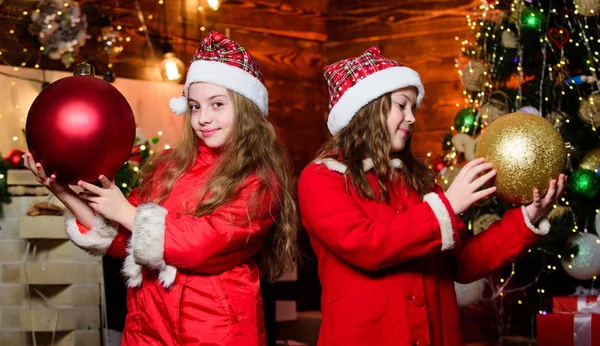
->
[169, 31, 268, 116]
[324, 46, 424, 135]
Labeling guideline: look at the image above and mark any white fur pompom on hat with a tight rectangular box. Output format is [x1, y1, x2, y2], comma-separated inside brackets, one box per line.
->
[169, 96, 188, 115]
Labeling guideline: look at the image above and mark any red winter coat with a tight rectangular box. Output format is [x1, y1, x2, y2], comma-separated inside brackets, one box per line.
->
[298, 158, 550, 346]
[66, 144, 275, 345]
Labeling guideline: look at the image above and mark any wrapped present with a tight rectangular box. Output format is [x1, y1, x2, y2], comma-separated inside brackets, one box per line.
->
[554, 296, 600, 313]
[537, 314, 600, 346]
[538, 299, 600, 346]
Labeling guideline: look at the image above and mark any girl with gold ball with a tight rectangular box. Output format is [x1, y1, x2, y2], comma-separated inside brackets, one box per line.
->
[475, 112, 568, 204]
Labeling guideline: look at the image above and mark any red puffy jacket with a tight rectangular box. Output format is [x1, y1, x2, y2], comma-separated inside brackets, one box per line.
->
[66, 144, 275, 345]
[298, 158, 550, 346]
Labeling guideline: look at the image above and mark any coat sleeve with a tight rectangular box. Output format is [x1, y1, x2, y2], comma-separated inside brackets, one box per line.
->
[65, 188, 140, 259]
[130, 177, 276, 276]
[453, 205, 549, 284]
[298, 164, 460, 271]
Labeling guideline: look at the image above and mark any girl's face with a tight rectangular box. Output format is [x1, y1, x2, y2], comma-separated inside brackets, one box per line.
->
[188, 83, 235, 148]
[386, 87, 417, 153]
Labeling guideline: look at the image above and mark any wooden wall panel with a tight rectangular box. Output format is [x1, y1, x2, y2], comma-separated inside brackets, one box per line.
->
[325, 0, 478, 159]
[327, 0, 474, 42]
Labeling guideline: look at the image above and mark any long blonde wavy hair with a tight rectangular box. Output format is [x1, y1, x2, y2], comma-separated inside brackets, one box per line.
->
[136, 88, 298, 283]
[316, 92, 435, 202]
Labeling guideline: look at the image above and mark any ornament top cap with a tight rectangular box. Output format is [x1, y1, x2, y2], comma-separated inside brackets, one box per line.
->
[73, 62, 95, 77]
[564, 142, 574, 154]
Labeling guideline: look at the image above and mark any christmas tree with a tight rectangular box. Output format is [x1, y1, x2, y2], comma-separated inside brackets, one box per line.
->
[435, 0, 600, 340]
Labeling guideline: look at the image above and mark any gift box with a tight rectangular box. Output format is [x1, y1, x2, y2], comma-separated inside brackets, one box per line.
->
[537, 313, 600, 346]
[554, 296, 600, 313]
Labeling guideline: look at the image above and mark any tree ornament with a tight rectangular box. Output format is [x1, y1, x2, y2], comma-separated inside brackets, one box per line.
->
[98, 26, 124, 58]
[552, 60, 570, 86]
[460, 61, 486, 92]
[25, 63, 136, 184]
[561, 232, 600, 281]
[547, 110, 567, 129]
[3, 149, 24, 168]
[430, 156, 447, 174]
[564, 75, 597, 86]
[454, 108, 480, 135]
[573, 0, 600, 17]
[517, 105, 540, 115]
[28, 0, 88, 67]
[568, 168, 600, 198]
[481, 92, 510, 126]
[451, 133, 478, 161]
[501, 30, 518, 49]
[578, 94, 600, 128]
[548, 27, 570, 49]
[521, 7, 546, 31]
[580, 148, 600, 173]
[475, 112, 567, 204]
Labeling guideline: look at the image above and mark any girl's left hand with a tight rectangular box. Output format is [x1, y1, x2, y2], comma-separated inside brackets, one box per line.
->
[524, 174, 567, 225]
[78, 175, 130, 223]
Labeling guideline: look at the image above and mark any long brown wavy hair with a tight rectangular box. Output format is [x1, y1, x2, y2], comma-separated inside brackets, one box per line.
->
[316, 92, 435, 202]
[136, 88, 298, 283]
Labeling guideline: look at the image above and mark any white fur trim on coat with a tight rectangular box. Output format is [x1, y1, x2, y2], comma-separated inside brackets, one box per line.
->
[173, 60, 269, 116]
[316, 158, 402, 174]
[131, 203, 177, 288]
[328, 66, 424, 135]
[65, 215, 118, 256]
[521, 206, 551, 235]
[122, 241, 143, 288]
[423, 193, 455, 251]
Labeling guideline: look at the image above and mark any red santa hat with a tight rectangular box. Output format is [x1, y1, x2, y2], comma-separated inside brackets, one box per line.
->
[324, 46, 424, 135]
[169, 31, 268, 116]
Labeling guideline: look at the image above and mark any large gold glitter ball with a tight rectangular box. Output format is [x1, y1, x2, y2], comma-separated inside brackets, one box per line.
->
[475, 112, 566, 204]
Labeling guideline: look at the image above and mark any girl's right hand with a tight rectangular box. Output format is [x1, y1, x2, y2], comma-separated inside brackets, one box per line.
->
[22, 151, 70, 195]
[444, 158, 497, 215]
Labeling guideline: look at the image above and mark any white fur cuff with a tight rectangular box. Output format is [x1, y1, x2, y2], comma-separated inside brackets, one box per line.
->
[521, 206, 551, 235]
[131, 203, 177, 288]
[65, 215, 118, 256]
[423, 193, 455, 251]
[122, 242, 143, 288]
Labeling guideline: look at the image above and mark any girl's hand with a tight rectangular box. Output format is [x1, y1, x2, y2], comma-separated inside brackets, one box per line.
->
[78, 175, 132, 224]
[444, 158, 497, 215]
[22, 151, 70, 195]
[524, 174, 567, 224]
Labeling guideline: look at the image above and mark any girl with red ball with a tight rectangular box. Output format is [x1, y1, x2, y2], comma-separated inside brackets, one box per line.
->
[24, 31, 297, 345]
[297, 47, 567, 346]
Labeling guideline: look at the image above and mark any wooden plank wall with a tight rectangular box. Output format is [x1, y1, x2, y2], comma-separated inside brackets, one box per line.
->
[326, 0, 478, 159]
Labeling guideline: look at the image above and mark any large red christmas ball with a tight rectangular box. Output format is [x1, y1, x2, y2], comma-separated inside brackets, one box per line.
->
[4, 149, 24, 168]
[26, 73, 135, 184]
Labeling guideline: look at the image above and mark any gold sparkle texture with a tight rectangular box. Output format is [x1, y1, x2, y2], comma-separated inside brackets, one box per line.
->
[475, 112, 567, 204]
